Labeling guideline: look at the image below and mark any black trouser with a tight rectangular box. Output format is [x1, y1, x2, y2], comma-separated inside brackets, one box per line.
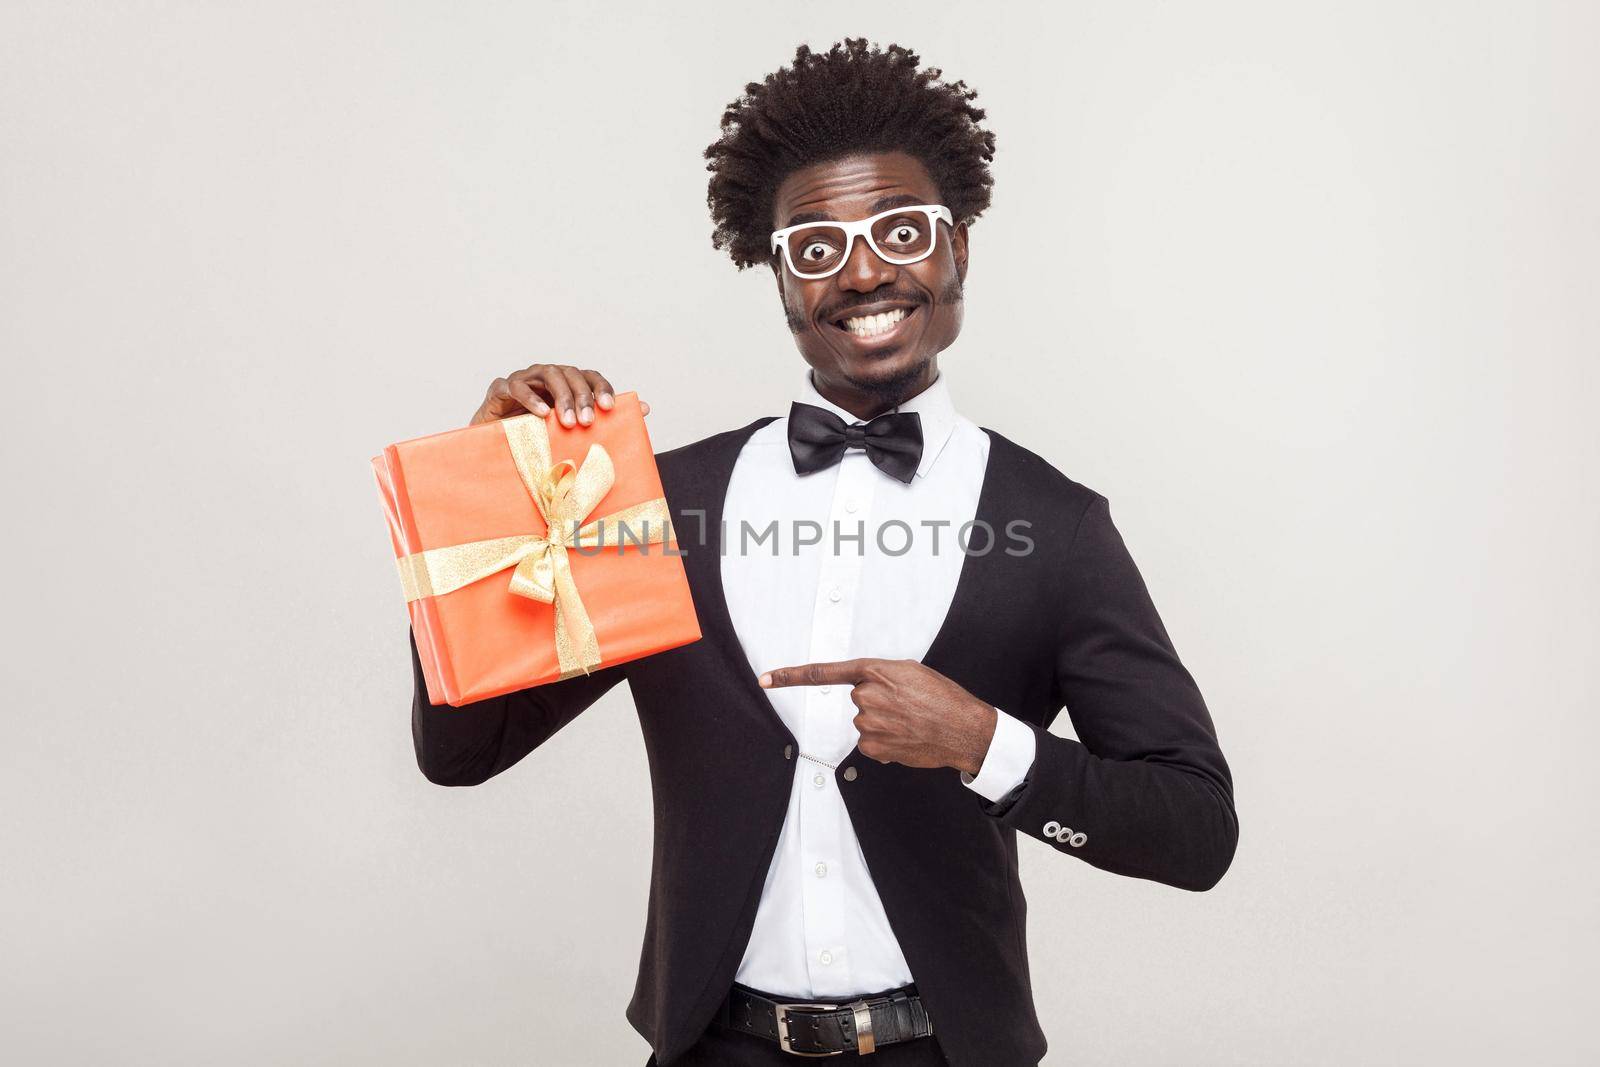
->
[646, 986, 950, 1066]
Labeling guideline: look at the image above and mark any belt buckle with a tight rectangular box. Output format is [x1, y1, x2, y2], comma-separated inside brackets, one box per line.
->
[847, 998, 877, 1054]
[774, 1001, 845, 1057]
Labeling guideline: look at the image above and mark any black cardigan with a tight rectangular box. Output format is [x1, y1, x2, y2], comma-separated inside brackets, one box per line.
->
[409, 417, 1238, 1067]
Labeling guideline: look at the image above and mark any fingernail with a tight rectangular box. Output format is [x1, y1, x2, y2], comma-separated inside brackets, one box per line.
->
[533, 402, 550, 416]
[597, 392, 614, 409]
[757, 672, 772, 688]
[561, 408, 575, 427]
[579, 406, 593, 425]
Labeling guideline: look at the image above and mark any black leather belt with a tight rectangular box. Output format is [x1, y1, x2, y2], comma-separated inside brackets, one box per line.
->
[715, 983, 934, 1056]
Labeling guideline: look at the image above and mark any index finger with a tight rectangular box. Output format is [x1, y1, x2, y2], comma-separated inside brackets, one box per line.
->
[758, 660, 875, 689]
[580, 368, 616, 409]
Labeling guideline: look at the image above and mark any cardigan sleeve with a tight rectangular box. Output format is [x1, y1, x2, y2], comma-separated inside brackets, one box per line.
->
[408, 629, 627, 787]
[980, 494, 1238, 891]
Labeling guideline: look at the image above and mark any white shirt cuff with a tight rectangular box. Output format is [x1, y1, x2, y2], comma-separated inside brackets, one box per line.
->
[959, 707, 1037, 803]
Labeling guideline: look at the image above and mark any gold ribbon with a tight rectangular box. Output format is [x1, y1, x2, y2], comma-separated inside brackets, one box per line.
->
[395, 417, 675, 677]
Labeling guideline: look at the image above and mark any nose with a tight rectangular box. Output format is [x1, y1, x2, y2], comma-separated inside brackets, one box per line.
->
[836, 232, 896, 293]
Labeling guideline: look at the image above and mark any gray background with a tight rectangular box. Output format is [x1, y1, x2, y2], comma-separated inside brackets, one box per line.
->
[3, 2, 1596, 1064]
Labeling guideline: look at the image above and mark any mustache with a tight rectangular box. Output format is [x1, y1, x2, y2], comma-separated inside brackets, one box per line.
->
[815, 290, 927, 323]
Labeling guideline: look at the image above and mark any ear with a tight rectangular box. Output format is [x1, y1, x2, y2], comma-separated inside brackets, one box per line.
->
[769, 255, 787, 299]
[952, 220, 969, 285]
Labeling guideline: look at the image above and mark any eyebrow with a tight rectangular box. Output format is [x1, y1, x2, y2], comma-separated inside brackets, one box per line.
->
[784, 193, 924, 229]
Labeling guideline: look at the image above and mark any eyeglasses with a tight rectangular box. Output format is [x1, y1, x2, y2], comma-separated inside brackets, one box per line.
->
[770, 204, 954, 280]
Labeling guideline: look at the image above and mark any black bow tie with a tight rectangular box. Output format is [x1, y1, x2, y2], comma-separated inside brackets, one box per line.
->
[787, 402, 924, 484]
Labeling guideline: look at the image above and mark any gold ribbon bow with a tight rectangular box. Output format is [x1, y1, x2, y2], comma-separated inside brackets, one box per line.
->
[395, 417, 675, 678]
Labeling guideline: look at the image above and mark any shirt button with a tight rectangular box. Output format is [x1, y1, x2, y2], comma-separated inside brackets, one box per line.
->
[812, 772, 826, 788]
[815, 862, 828, 878]
[844, 500, 859, 514]
[819, 950, 834, 965]
[842, 766, 858, 782]
[783, 745, 794, 760]
[828, 588, 842, 603]
[818, 685, 831, 695]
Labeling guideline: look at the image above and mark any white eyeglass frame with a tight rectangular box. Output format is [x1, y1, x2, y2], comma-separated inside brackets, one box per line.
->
[770, 203, 954, 279]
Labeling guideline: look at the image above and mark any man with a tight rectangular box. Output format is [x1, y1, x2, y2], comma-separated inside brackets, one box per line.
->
[413, 39, 1237, 1066]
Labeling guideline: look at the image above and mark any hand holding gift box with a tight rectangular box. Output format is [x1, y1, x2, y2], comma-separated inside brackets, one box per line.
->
[373, 393, 700, 706]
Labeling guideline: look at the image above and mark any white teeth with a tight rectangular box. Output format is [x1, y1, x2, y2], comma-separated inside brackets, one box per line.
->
[842, 307, 908, 337]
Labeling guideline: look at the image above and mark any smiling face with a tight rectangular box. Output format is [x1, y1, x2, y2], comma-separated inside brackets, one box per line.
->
[770, 151, 969, 417]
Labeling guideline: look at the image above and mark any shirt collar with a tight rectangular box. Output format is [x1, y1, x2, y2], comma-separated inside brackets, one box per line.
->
[795, 370, 959, 480]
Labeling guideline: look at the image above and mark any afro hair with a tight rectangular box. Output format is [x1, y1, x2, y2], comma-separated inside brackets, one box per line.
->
[703, 38, 997, 270]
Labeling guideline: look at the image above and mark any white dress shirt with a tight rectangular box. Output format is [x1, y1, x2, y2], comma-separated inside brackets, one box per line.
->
[722, 370, 1038, 999]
